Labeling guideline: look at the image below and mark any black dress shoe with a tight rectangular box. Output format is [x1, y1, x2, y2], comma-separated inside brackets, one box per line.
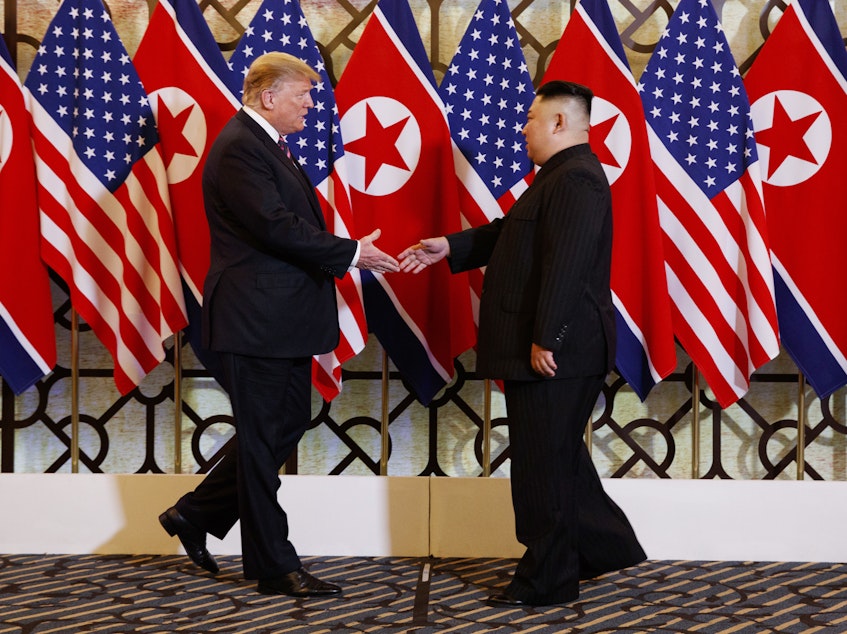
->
[257, 568, 342, 597]
[486, 592, 527, 607]
[159, 507, 219, 575]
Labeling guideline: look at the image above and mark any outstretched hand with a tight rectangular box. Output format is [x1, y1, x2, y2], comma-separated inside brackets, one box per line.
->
[398, 237, 450, 274]
[356, 229, 400, 274]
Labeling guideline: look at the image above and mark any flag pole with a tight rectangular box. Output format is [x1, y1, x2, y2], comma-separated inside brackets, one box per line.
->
[173, 331, 182, 475]
[691, 365, 700, 479]
[380, 347, 389, 476]
[797, 373, 806, 480]
[71, 309, 80, 473]
[482, 379, 491, 477]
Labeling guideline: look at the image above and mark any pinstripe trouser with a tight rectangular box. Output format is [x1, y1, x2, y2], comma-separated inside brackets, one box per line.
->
[502, 375, 646, 605]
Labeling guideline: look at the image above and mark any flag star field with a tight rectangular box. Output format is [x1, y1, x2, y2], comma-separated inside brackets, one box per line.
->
[638, 1, 758, 199]
[30, 3, 158, 190]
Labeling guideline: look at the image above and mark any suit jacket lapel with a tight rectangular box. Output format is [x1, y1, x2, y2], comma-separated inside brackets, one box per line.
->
[236, 110, 327, 230]
[266, 134, 327, 230]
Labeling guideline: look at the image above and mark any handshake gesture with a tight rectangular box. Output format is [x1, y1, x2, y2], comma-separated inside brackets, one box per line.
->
[355, 229, 400, 274]
[356, 230, 449, 275]
[397, 237, 450, 274]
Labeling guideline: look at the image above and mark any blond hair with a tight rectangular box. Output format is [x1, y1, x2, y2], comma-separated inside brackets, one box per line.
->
[242, 52, 320, 108]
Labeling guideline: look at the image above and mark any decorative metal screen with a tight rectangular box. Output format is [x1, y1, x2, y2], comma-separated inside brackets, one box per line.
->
[1, 0, 845, 480]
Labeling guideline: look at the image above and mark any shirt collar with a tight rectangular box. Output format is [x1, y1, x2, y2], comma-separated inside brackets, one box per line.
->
[242, 106, 281, 144]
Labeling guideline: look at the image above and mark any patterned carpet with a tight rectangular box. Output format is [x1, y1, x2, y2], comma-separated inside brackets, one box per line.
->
[1, 555, 847, 633]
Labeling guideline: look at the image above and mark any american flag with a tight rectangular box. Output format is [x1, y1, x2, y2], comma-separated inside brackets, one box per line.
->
[229, 0, 367, 401]
[0, 36, 56, 394]
[638, 0, 779, 407]
[439, 0, 534, 331]
[24, 0, 187, 394]
[745, 0, 847, 398]
[134, 0, 240, 382]
[542, 0, 677, 400]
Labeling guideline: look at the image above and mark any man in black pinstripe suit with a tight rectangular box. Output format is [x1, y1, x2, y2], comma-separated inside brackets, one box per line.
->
[399, 80, 645, 607]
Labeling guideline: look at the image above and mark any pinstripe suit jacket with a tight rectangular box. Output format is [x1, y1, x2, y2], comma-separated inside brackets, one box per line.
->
[447, 144, 615, 381]
[201, 109, 357, 358]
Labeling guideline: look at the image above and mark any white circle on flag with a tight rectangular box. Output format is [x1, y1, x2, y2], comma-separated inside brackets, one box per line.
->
[590, 97, 631, 186]
[750, 90, 831, 187]
[148, 86, 207, 184]
[0, 106, 12, 173]
[340, 96, 420, 196]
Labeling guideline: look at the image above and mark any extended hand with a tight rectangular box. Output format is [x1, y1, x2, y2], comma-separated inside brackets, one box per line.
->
[357, 229, 400, 274]
[398, 237, 450, 274]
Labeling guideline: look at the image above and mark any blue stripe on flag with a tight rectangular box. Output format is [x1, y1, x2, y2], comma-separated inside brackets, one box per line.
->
[361, 271, 446, 406]
[774, 272, 847, 399]
[378, 0, 436, 89]
[800, 0, 847, 79]
[584, 0, 629, 69]
[172, 0, 242, 99]
[0, 322, 46, 395]
[614, 308, 656, 402]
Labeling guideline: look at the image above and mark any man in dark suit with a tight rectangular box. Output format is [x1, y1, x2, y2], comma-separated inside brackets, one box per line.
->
[159, 52, 399, 597]
[399, 80, 646, 607]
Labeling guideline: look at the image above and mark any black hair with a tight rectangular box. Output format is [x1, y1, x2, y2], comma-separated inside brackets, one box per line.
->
[536, 80, 593, 117]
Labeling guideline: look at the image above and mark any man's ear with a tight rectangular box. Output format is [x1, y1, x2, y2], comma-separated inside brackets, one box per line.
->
[554, 112, 566, 133]
[260, 90, 274, 110]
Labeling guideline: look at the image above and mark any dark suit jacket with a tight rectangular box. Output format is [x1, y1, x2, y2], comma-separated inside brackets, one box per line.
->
[446, 144, 615, 381]
[201, 109, 357, 358]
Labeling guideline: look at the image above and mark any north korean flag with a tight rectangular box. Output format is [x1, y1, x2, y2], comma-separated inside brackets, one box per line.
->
[335, 0, 476, 405]
[542, 0, 677, 400]
[0, 36, 56, 393]
[134, 0, 240, 376]
[745, 0, 847, 398]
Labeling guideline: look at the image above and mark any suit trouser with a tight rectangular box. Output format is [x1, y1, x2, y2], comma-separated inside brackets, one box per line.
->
[175, 353, 311, 580]
[503, 375, 646, 604]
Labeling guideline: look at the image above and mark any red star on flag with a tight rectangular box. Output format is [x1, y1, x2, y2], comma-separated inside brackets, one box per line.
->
[590, 114, 621, 169]
[755, 96, 821, 178]
[155, 97, 198, 168]
[344, 104, 411, 189]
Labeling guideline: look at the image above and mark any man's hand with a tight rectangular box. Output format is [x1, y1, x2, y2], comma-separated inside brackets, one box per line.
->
[356, 229, 400, 274]
[398, 237, 450, 274]
[531, 343, 557, 377]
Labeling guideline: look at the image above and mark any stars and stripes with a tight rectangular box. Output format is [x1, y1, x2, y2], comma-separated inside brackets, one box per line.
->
[745, 0, 847, 398]
[439, 0, 534, 334]
[230, 0, 367, 401]
[638, 0, 779, 407]
[24, 0, 187, 394]
[440, 0, 533, 210]
[0, 36, 56, 394]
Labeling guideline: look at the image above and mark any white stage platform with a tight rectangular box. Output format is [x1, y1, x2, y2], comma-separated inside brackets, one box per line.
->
[3, 474, 847, 563]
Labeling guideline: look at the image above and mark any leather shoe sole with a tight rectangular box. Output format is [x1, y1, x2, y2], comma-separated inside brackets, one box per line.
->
[486, 592, 527, 607]
[487, 590, 578, 607]
[159, 507, 219, 575]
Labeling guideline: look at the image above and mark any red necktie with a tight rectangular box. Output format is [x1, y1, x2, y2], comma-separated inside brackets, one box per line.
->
[278, 137, 292, 159]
